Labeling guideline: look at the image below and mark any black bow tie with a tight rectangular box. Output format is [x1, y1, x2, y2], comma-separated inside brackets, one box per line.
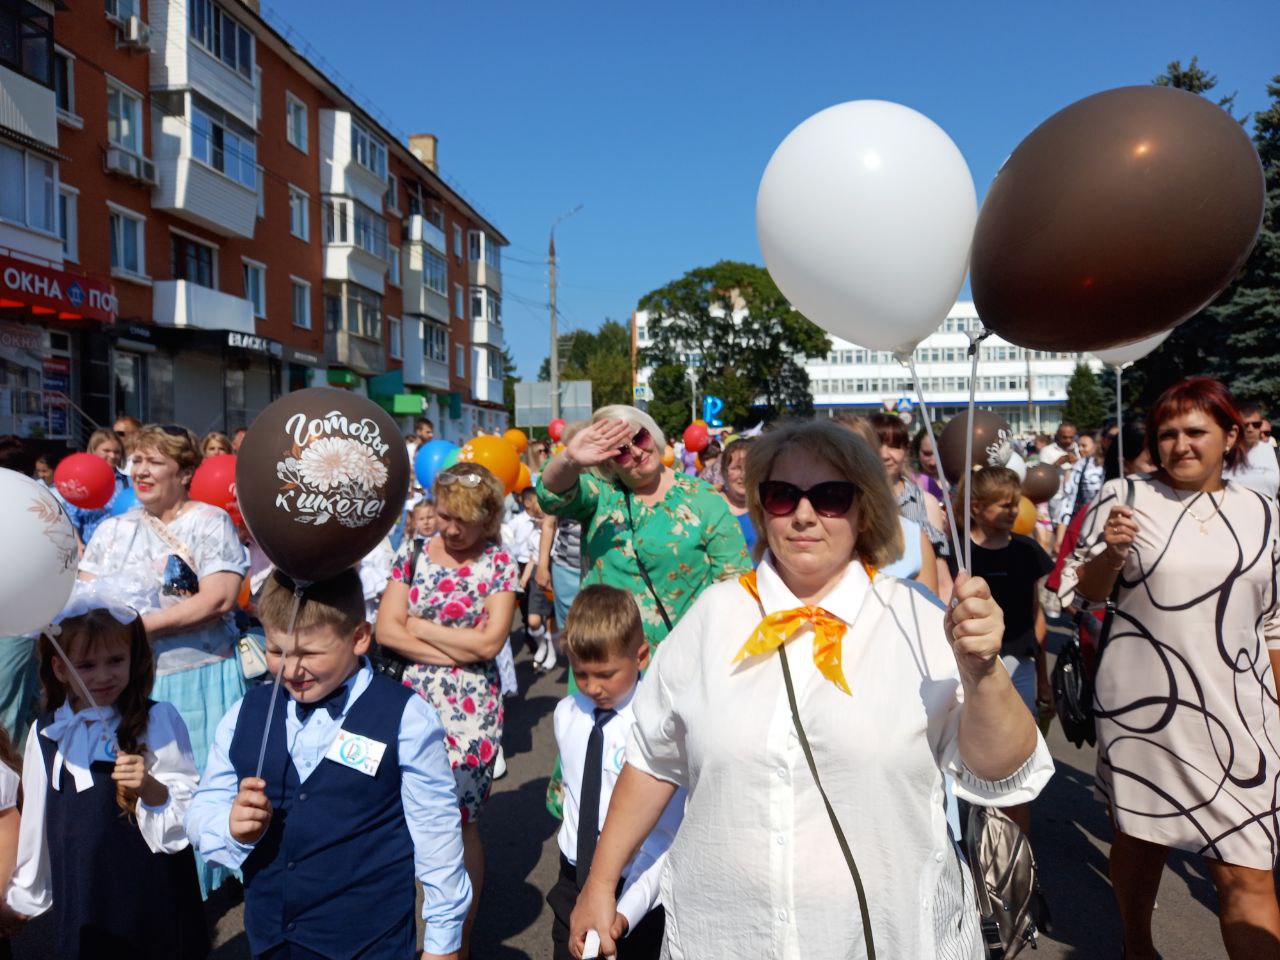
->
[295, 685, 349, 723]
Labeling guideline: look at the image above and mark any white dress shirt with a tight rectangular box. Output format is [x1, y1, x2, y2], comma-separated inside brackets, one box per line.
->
[7, 702, 200, 917]
[0, 760, 18, 810]
[626, 555, 1054, 960]
[1225, 441, 1280, 500]
[555, 685, 684, 933]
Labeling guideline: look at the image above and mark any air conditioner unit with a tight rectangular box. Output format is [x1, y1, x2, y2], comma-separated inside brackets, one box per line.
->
[104, 146, 139, 179]
[138, 157, 159, 186]
[121, 15, 151, 51]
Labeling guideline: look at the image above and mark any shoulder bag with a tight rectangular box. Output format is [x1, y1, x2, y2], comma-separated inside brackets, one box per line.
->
[1051, 477, 1134, 748]
[965, 803, 1050, 959]
[371, 537, 427, 681]
[623, 489, 673, 632]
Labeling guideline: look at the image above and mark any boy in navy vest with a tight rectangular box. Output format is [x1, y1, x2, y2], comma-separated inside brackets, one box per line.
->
[187, 569, 471, 960]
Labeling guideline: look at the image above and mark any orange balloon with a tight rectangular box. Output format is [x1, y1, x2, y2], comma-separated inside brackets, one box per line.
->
[460, 435, 521, 494]
[1013, 496, 1037, 536]
[503, 428, 528, 454]
[515, 463, 532, 494]
[553, 443, 565, 455]
[661, 445, 676, 468]
[238, 576, 252, 610]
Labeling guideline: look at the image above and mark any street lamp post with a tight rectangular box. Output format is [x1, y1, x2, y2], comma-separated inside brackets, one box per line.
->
[549, 204, 583, 422]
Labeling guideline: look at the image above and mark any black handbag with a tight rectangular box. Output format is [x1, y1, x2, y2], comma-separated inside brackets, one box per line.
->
[371, 537, 426, 682]
[1052, 477, 1134, 748]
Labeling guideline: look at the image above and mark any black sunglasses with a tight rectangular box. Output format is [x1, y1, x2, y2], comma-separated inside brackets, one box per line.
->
[1245, 420, 1264, 429]
[157, 423, 190, 437]
[759, 480, 857, 519]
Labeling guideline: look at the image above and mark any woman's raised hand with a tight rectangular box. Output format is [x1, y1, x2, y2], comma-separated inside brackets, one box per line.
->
[564, 419, 634, 470]
[944, 572, 1004, 684]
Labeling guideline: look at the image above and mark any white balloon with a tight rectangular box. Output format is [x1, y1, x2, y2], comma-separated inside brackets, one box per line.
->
[757, 101, 978, 355]
[0, 469, 78, 635]
[1091, 330, 1172, 367]
[1006, 450, 1027, 481]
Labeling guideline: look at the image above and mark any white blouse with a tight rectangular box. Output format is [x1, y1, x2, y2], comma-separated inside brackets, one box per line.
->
[80, 502, 249, 675]
[0, 761, 16, 811]
[626, 555, 1055, 960]
[6, 701, 200, 918]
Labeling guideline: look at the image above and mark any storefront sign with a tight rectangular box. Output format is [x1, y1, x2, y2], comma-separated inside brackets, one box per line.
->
[42, 356, 69, 397]
[227, 331, 282, 357]
[283, 345, 324, 368]
[0, 254, 117, 322]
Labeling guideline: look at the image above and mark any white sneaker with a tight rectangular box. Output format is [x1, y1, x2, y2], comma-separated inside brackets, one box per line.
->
[493, 746, 507, 780]
[532, 637, 548, 672]
[540, 643, 558, 672]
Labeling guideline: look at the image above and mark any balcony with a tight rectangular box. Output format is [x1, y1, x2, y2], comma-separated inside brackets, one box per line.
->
[472, 315, 503, 350]
[318, 110, 387, 211]
[472, 375, 504, 404]
[147, 4, 256, 127]
[406, 214, 447, 255]
[152, 109, 256, 239]
[403, 245, 449, 322]
[325, 328, 384, 378]
[401, 317, 426, 387]
[467, 258, 501, 295]
[153, 280, 254, 334]
[0, 64, 57, 148]
[324, 244, 387, 295]
[424, 357, 449, 391]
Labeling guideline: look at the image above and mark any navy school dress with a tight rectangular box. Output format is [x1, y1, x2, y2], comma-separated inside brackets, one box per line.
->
[35, 710, 208, 960]
[228, 675, 417, 960]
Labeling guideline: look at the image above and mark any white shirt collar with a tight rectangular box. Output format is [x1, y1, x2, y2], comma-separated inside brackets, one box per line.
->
[41, 701, 120, 793]
[755, 551, 871, 627]
[572, 677, 640, 719]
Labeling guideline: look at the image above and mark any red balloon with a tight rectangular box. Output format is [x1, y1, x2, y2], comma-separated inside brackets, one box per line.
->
[54, 453, 115, 509]
[548, 419, 567, 442]
[190, 454, 241, 524]
[683, 422, 710, 454]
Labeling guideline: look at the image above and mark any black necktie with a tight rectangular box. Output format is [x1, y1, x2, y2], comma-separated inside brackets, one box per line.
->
[576, 707, 617, 885]
[295, 684, 349, 723]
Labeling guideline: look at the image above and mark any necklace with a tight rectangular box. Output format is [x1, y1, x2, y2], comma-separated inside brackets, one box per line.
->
[1173, 487, 1223, 536]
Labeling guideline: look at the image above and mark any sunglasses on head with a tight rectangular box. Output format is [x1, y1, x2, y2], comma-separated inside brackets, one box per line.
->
[759, 480, 858, 518]
[438, 469, 486, 488]
[613, 427, 654, 467]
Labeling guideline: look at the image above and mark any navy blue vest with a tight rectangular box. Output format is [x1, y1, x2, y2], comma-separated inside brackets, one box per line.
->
[228, 675, 417, 958]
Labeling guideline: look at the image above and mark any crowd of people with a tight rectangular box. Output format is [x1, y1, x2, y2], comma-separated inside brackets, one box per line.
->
[0, 376, 1278, 960]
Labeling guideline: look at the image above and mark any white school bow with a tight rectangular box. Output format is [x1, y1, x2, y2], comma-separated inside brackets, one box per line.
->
[40, 703, 118, 794]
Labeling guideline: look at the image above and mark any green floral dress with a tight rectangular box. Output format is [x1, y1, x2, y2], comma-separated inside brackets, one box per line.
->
[537, 470, 753, 651]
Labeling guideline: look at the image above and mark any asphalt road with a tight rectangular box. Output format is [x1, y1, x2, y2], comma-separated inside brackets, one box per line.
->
[11, 628, 1231, 959]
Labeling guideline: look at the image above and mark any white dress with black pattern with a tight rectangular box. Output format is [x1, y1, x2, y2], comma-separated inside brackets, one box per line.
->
[1061, 474, 1280, 869]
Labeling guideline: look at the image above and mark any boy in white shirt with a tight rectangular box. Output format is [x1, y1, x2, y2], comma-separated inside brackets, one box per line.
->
[548, 585, 682, 960]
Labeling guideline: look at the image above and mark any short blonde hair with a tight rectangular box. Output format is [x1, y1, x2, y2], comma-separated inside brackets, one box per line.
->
[87, 428, 122, 456]
[433, 463, 505, 542]
[591, 405, 666, 480]
[258, 569, 365, 637]
[133, 424, 201, 481]
[562, 584, 646, 662]
[201, 431, 232, 457]
[745, 420, 903, 569]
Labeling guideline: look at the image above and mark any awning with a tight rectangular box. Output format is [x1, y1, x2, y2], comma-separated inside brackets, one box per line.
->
[0, 253, 116, 323]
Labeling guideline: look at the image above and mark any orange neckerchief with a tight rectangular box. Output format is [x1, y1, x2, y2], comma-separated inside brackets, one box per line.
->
[733, 566, 875, 696]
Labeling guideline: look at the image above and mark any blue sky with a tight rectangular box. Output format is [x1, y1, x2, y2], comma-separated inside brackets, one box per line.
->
[267, 0, 1280, 378]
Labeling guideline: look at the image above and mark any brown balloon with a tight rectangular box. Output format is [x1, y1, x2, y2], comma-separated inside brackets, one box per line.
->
[972, 85, 1264, 351]
[236, 387, 410, 583]
[1022, 462, 1062, 504]
[937, 410, 1013, 483]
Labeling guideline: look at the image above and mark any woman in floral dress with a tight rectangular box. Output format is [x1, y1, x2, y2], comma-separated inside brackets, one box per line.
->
[376, 462, 518, 959]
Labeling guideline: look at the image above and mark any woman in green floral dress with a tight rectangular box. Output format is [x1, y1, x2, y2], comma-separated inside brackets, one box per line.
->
[537, 405, 752, 653]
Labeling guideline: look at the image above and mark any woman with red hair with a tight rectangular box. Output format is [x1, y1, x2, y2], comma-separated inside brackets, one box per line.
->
[1061, 377, 1280, 959]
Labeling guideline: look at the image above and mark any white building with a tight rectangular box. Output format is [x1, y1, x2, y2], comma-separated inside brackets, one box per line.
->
[635, 301, 1103, 435]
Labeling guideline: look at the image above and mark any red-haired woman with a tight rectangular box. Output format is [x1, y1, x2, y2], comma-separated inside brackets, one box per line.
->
[1061, 377, 1280, 960]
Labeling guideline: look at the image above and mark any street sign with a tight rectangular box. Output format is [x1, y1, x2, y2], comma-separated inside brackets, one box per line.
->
[633, 384, 652, 402]
[515, 380, 593, 427]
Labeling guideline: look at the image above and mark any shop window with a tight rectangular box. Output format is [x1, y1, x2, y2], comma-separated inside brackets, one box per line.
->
[113, 350, 145, 421]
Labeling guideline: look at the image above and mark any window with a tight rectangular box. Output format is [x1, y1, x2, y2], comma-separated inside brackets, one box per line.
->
[471, 287, 483, 322]
[385, 173, 399, 214]
[172, 234, 216, 288]
[53, 49, 74, 116]
[406, 184, 423, 218]
[324, 198, 348, 244]
[291, 278, 311, 329]
[243, 260, 265, 317]
[107, 80, 143, 154]
[485, 237, 500, 270]
[454, 283, 464, 318]
[289, 186, 309, 240]
[188, 0, 253, 80]
[285, 93, 307, 152]
[472, 287, 500, 325]
[387, 246, 400, 286]
[468, 230, 481, 262]
[0, 0, 52, 86]
[108, 206, 145, 277]
[351, 120, 386, 178]
[255, 164, 264, 218]
[105, 0, 139, 22]
[426, 323, 447, 362]
[423, 249, 447, 295]
[0, 143, 56, 234]
[344, 284, 382, 340]
[452, 224, 462, 257]
[389, 316, 402, 359]
[58, 185, 77, 261]
[191, 97, 256, 188]
[352, 203, 387, 258]
[113, 350, 145, 420]
[455, 344, 465, 377]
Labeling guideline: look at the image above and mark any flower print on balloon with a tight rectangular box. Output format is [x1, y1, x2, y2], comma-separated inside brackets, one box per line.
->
[277, 429, 392, 529]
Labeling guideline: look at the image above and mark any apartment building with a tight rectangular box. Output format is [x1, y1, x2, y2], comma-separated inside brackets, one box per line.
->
[0, 0, 507, 449]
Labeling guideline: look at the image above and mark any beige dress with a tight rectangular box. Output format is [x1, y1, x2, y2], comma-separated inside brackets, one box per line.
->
[1061, 474, 1280, 868]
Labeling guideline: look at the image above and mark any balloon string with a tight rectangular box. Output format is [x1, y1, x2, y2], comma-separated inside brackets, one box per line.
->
[904, 357, 965, 567]
[962, 330, 990, 572]
[255, 586, 305, 780]
[1115, 366, 1125, 471]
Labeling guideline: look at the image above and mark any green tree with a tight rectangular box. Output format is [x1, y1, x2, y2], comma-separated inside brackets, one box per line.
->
[647, 363, 693, 441]
[1064, 363, 1107, 431]
[535, 320, 634, 410]
[638, 261, 830, 427]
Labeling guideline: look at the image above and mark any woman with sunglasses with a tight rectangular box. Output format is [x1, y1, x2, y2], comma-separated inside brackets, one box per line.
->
[376, 462, 519, 958]
[77, 423, 248, 895]
[538, 405, 751, 657]
[568, 419, 1051, 959]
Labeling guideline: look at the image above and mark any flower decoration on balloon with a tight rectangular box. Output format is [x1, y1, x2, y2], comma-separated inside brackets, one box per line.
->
[273, 417, 397, 528]
[28, 489, 77, 573]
